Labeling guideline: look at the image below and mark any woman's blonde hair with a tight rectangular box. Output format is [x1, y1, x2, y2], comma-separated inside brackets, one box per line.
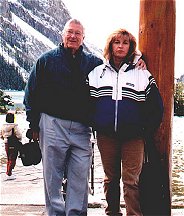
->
[103, 28, 137, 64]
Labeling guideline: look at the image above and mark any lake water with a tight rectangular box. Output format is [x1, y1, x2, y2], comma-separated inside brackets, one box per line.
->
[4, 90, 25, 110]
[1, 91, 184, 207]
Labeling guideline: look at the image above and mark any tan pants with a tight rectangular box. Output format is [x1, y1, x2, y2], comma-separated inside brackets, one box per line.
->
[97, 134, 144, 216]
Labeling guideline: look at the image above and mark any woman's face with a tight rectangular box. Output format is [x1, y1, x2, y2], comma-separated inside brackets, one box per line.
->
[112, 34, 130, 60]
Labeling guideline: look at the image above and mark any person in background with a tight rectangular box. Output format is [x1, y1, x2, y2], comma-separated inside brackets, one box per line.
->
[88, 28, 164, 216]
[23, 18, 146, 216]
[0, 112, 22, 180]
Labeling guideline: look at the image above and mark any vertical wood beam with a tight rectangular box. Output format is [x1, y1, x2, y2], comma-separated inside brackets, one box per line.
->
[139, 0, 176, 213]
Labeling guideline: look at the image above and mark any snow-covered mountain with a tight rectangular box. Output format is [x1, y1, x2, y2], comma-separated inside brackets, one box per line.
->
[0, 0, 102, 90]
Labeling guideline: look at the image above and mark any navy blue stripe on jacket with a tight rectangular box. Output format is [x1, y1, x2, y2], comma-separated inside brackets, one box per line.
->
[88, 62, 164, 140]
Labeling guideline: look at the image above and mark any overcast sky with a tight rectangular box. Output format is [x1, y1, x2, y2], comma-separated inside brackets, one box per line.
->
[62, 0, 183, 78]
[62, 0, 140, 48]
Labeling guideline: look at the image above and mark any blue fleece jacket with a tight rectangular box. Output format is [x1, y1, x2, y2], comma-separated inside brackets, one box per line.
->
[24, 44, 103, 130]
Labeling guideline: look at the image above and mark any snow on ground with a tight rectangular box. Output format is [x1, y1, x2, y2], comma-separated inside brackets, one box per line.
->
[0, 113, 184, 206]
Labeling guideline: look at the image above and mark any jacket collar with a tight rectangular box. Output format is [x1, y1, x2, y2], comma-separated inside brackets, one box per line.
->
[104, 50, 142, 72]
[56, 43, 83, 57]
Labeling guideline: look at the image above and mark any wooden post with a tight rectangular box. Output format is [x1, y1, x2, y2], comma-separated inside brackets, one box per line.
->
[139, 0, 176, 214]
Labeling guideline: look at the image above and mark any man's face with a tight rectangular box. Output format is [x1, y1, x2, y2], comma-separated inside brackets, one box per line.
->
[62, 22, 84, 54]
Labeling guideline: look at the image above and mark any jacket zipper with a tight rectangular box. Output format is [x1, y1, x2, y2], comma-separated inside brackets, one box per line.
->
[114, 72, 119, 132]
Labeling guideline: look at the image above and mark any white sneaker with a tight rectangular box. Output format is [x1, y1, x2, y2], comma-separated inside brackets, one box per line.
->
[4, 174, 16, 181]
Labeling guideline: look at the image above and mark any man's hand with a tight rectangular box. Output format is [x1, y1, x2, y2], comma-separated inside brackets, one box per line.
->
[26, 129, 39, 141]
[32, 131, 39, 141]
[136, 59, 147, 70]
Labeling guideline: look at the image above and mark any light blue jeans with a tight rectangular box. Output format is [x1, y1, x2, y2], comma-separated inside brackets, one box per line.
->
[39, 113, 92, 216]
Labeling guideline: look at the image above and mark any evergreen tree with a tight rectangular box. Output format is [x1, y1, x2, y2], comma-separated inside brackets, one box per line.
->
[0, 55, 26, 90]
[0, 89, 14, 113]
[174, 82, 184, 116]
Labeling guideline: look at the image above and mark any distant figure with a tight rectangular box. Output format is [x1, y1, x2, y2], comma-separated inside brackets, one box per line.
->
[0, 113, 22, 180]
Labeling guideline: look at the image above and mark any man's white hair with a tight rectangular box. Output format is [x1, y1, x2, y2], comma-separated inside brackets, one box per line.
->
[62, 18, 85, 35]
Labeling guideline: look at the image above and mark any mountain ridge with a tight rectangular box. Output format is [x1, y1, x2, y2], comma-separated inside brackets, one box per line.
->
[0, 0, 102, 90]
[1, 0, 182, 90]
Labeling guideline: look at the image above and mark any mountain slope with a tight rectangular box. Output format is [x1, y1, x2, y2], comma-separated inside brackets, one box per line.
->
[0, 0, 102, 90]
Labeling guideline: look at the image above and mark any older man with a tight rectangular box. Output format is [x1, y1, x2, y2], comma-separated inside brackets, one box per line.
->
[24, 18, 102, 216]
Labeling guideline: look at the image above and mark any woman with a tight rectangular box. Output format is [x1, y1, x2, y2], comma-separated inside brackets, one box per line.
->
[88, 29, 164, 216]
